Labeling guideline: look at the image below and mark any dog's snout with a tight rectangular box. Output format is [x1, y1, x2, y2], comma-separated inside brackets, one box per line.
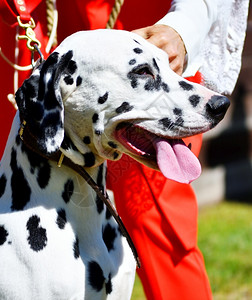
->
[206, 95, 230, 121]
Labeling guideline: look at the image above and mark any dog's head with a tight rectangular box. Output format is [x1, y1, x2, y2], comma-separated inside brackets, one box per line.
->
[15, 29, 229, 184]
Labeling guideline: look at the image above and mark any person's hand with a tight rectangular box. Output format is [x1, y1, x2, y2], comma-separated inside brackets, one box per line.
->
[132, 24, 187, 76]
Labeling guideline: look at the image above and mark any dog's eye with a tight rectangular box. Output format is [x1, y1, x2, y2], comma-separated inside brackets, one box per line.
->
[132, 64, 154, 78]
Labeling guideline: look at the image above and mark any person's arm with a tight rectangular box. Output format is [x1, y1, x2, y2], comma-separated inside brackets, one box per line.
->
[133, 0, 249, 94]
[156, 0, 218, 77]
[133, 0, 218, 77]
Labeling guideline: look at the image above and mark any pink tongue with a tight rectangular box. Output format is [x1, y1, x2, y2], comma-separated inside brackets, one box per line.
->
[154, 139, 201, 184]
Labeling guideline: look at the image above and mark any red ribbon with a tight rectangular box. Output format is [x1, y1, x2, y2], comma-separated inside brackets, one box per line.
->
[0, 0, 42, 26]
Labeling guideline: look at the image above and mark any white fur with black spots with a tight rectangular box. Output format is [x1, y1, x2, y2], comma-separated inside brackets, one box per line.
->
[0, 29, 229, 299]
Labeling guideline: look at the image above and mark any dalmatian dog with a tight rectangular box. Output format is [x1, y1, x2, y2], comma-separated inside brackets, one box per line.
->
[0, 29, 229, 299]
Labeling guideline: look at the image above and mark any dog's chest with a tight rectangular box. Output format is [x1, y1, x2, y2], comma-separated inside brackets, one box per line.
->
[0, 142, 129, 299]
[0, 196, 122, 299]
[0, 207, 85, 299]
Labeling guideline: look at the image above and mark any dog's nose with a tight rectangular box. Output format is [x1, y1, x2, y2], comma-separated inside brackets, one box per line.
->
[206, 95, 230, 121]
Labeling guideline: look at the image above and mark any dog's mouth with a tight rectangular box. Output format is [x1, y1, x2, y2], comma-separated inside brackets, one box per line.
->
[114, 122, 201, 184]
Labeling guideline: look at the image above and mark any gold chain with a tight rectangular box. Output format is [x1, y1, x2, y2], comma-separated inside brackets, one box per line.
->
[0, 0, 57, 71]
[17, 16, 41, 51]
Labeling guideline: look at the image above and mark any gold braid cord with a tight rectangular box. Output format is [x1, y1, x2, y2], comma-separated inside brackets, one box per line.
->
[46, 0, 58, 47]
[106, 0, 124, 29]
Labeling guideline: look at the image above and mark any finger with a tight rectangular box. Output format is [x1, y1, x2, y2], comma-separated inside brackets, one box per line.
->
[147, 31, 171, 49]
[132, 28, 149, 39]
[169, 58, 183, 76]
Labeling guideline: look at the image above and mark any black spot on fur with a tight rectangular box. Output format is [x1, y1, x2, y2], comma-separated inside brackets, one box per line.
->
[129, 59, 136, 65]
[64, 75, 74, 85]
[128, 63, 156, 89]
[88, 261, 105, 292]
[36, 110, 63, 152]
[73, 237, 80, 259]
[76, 76, 82, 86]
[153, 58, 160, 72]
[61, 134, 78, 152]
[133, 39, 141, 45]
[83, 152, 95, 167]
[127, 72, 139, 88]
[0, 225, 8, 246]
[67, 59, 77, 75]
[106, 274, 112, 294]
[42, 111, 62, 135]
[26, 215, 47, 251]
[56, 209, 67, 229]
[38, 51, 67, 111]
[117, 226, 123, 236]
[62, 179, 74, 204]
[175, 116, 184, 126]
[144, 74, 162, 91]
[173, 108, 182, 116]
[21, 144, 51, 189]
[179, 81, 194, 91]
[95, 130, 102, 135]
[29, 101, 44, 122]
[10, 148, 31, 211]
[133, 48, 143, 54]
[96, 165, 104, 214]
[23, 77, 37, 99]
[0, 174, 7, 198]
[115, 102, 133, 114]
[159, 118, 174, 130]
[98, 92, 109, 104]
[15, 74, 41, 122]
[92, 113, 99, 123]
[162, 82, 170, 93]
[189, 95, 201, 107]
[15, 51, 73, 155]
[15, 134, 21, 146]
[106, 208, 112, 220]
[108, 141, 117, 149]
[83, 136, 91, 144]
[103, 223, 117, 252]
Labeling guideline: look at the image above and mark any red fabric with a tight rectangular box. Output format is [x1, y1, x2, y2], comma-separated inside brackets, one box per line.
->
[0, 0, 50, 158]
[0, 1, 212, 299]
[108, 152, 212, 299]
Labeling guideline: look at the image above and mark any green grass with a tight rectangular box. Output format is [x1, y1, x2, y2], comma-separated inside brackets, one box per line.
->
[131, 275, 146, 300]
[131, 201, 252, 299]
[198, 201, 252, 299]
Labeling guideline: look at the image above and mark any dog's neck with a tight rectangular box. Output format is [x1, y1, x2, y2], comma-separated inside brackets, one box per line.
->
[1, 114, 103, 217]
[1, 113, 140, 266]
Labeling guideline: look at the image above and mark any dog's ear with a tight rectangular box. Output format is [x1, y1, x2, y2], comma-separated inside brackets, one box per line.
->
[15, 50, 74, 155]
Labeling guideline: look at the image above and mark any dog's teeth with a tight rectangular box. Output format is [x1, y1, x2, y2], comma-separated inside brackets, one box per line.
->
[188, 143, 192, 150]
